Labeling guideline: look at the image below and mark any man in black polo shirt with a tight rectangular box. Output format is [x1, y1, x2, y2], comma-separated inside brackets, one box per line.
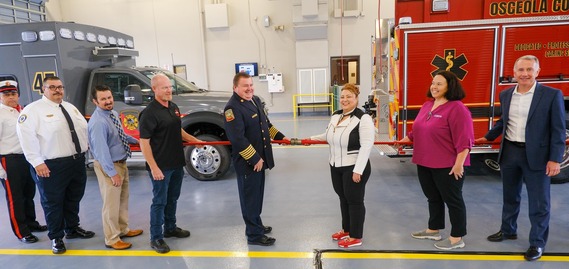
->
[139, 73, 203, 254]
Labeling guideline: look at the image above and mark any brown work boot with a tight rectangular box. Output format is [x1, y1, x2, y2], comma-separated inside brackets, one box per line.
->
[121, 229, 143, 238]
[105, 240, 132, 250]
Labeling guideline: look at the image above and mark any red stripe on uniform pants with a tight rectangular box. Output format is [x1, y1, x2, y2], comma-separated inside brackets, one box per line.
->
[1, 157, 23, 239]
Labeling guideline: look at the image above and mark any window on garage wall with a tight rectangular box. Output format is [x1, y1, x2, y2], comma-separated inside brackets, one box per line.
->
[0, 0, 46, 24]
[330, 55, 360, 86]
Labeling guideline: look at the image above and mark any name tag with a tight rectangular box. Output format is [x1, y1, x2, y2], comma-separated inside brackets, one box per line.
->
[252, 114, 258, 118]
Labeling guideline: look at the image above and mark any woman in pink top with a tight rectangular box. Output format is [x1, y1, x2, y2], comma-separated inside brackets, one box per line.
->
[398, 71, 474, 250]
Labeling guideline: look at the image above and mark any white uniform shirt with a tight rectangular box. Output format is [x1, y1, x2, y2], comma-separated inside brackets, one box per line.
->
[0, 104, 23, 155]
[16, 95, 88, 167]
[505, 83, 536, 143]
[0, 104, 23, 178]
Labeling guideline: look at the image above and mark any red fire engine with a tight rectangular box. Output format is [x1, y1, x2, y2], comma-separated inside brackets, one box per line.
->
[373, 0, 569, 182]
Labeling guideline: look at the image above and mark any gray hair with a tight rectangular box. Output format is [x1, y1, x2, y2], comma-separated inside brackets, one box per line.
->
[514, 55, 540, 70]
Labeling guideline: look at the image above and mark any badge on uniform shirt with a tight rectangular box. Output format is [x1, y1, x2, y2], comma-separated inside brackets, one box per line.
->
[252, 113, 258, 118]
[18, 114, 27, 123]
[225, 109, 235, 122]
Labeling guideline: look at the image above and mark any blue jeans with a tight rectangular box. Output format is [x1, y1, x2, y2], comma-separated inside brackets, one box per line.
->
[149, 168, 184, 241]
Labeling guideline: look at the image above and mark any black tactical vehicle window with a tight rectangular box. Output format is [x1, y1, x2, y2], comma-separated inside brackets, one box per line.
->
[97, 73, 153, 104]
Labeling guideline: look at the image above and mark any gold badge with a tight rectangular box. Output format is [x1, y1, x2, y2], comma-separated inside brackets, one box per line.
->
[123, 114, 139, 130]
[225, 109, 235, 122]
[252, 113, 258, 118]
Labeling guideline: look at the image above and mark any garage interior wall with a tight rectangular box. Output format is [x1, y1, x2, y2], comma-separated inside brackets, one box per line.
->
[45, 0, 394, 113]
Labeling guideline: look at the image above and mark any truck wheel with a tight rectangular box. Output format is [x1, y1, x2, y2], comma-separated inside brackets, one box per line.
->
[184, 134, 231, 181]
[483, 154, 500, 175]
[551, 130, 569, 184]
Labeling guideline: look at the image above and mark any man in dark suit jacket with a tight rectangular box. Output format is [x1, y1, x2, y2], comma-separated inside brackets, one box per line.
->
[476, 55, 566, 261]
[224, 72, 289, 246]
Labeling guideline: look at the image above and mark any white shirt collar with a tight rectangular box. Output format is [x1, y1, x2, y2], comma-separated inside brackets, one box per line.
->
[41, 95, 63, 107]
[513, 82, 537, 95]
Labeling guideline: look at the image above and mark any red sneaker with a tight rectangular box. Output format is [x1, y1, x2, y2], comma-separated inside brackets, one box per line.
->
[331, 231, 349, 241]
[338, 238, 362, 248]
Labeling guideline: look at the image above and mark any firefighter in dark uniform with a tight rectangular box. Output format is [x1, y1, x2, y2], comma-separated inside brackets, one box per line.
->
[224, 72, 289, 246]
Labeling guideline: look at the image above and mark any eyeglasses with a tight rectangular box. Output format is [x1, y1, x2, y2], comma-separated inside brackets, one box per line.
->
[45, 85, 65, 91]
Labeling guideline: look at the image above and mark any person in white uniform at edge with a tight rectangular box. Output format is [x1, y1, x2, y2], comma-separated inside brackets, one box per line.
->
[0, 80, 47, 244]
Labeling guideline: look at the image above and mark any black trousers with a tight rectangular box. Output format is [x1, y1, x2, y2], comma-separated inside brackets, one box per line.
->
[236, 170, 266, 242]
[416, 165, 467, 237]
[1, 154, 39, 239]
[330, 161, 371, 239]
[34, 155, 87, 240]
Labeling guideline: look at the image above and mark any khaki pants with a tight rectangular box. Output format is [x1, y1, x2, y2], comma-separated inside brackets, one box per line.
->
[94, 161, 130, 245]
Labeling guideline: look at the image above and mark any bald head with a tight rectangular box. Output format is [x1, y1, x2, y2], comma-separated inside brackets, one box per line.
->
[151, 73, 173, 105]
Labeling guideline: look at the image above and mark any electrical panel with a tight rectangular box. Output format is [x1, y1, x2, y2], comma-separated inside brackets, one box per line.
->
[258, 74, 267, 81]
[267, 73, 284, 93]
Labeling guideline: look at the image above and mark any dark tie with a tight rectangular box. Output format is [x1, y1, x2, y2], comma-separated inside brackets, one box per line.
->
[110, 113, 131, 157]
[59, 104, 82, 154]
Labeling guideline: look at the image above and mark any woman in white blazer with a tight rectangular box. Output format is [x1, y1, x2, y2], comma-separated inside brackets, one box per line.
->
[309, 84, 375, 248]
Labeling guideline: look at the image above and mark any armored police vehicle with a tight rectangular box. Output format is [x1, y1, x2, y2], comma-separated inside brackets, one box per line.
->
[0, 21, 232, 181]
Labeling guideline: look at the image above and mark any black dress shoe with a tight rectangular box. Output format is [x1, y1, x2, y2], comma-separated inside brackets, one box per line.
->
[29, 224, 48, 232]
[150, 239, 170, 254]
[524, 246, 543, 261]
[20, 234, 39, 243]
[65, 227, 95, 239]
[263, 226, 272, 234]
[52, 238, 66, 254]
[487, 231, 517, 242]
[248, 235, 276, 246]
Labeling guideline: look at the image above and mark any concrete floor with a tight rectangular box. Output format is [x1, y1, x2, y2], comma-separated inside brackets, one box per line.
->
[1, 114, 569, 269]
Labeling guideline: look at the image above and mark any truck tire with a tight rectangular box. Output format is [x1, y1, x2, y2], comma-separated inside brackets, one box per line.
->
[184, 134, 231, 181]
[551, 130, 569, 184]
[481, 153, 569, 184]
[482, 154, 501, 176]
[552, 168, 569, 184]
